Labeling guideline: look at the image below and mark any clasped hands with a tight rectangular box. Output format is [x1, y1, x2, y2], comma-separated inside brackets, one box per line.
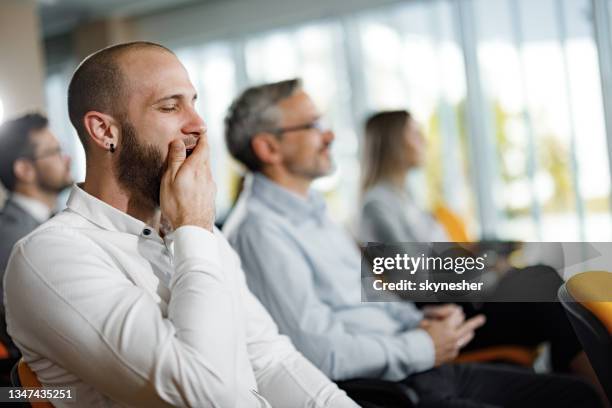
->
[420, 304, 486, 366]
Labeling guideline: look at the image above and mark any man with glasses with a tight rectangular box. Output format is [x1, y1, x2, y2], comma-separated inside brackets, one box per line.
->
[223, 79, 602, 407]
[0, 113, 72, 356]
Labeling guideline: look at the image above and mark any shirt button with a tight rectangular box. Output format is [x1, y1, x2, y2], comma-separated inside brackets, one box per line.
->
[143, 228, 152, 236]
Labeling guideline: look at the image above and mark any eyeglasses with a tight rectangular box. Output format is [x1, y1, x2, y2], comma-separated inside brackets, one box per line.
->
[26, 146, 64, 161]
[268, 119, 326, 136]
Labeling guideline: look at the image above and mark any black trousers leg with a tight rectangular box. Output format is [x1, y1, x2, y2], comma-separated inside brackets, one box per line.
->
[403, 363, 601, 408]
[461, 265, 581, 371]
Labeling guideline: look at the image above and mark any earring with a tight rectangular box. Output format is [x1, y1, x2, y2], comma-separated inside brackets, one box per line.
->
[110, 143, 116, 153]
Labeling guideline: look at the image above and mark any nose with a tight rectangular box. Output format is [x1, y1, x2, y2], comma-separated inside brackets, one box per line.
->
[417, 130, 425, 145]
[183, 106, 207, 137]
[323, 129, 335, 144]
[63, 152, 71, 167]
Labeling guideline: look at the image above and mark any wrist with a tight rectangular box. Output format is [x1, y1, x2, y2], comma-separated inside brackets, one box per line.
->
[174, 217, 213, 231]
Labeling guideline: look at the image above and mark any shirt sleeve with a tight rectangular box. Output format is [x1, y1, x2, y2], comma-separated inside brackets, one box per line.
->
[215, 234, 358, 408]
[383, 302, 426, 331]
[231, 222, 435, 382]
[4, 225, 256, 408]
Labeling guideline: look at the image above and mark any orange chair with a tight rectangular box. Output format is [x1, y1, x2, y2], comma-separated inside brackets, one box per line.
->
[454, 345, 539, 366]
[10, 359, 53, 408]
[433, 204, 539, 367]
[0, 341, 10, 360]
[433, 204, 471, 243]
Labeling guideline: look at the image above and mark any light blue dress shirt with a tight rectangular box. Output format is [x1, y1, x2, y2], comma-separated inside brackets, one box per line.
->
[223, 173, 435, 381]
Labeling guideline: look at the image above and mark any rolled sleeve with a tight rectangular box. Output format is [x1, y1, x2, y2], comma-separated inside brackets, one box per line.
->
[384, 302, 425, 330]
[396, 328, 436, 374]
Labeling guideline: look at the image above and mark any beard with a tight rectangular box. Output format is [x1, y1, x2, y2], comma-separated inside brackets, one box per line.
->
[115, 121, 165, 209]
[284, 147, 334, 180]
[37, 171, 73, 194]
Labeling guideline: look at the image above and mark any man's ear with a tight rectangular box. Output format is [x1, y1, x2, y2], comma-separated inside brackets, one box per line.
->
[83, 111, 120, 152]
[251, 133, 282, 166]
[13, 158, 36, 185]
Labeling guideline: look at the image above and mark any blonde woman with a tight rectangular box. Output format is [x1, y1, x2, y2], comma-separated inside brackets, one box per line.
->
[357, 110, 604, 400]
[359, 110, 448, 243]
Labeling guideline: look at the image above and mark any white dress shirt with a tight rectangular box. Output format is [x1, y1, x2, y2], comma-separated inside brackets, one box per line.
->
[3, 185, 357, 408]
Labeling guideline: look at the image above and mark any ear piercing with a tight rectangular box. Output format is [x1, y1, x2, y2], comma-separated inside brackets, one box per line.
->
[109, 143, 116, 153]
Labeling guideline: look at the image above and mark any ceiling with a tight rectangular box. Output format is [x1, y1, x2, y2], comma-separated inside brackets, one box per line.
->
[37, 0, 204, 37]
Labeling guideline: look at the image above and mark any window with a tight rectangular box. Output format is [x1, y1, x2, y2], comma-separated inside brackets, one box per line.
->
[244, 23, 356, 220]
[474, 0, 610, 240]
[43, 0, 612, 240]
[46, 66, 85, 184]
[176, 43, 238, 218]
[356, 1, 476, 233]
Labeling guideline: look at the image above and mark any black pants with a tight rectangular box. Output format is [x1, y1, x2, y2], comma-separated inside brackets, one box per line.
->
[403, 363, 601, 408]
[460, 265, 581, 371]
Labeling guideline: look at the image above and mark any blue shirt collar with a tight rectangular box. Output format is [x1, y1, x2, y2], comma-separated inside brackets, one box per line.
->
[249, 173, 327, 225]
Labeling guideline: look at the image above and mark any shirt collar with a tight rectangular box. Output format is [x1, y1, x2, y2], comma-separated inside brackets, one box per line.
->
[66, 184, 161, 240]
[249, 172, 327, 225]
[11, 193, 53, 223]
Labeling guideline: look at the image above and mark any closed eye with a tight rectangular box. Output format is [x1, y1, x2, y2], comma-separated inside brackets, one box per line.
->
[159, 105, 178, 112]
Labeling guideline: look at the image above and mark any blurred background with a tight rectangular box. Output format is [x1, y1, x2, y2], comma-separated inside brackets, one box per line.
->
[1, 0, 612, 242]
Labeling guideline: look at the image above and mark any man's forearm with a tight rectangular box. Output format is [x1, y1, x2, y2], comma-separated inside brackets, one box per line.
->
[256, 352, 359, 408]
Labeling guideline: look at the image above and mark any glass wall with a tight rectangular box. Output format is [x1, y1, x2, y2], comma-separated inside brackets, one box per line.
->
[44, 0, 612, 241]
[243, 23, 357, 217]
[176, 43, 238, 218]
[474, 0, 610, 241]
[45, 62, 85, 208]
[356, 0, 476, 232]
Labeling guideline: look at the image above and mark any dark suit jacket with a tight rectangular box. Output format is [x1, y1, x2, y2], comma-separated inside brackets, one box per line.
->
[0, 197, 42, 357]
[0, 198, 41, 275]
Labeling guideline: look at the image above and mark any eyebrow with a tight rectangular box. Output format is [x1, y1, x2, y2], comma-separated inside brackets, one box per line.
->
[152, 93, 198, 105]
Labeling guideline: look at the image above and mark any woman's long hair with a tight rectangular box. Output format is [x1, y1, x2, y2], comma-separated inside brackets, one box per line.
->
[360, 110, 412, 195]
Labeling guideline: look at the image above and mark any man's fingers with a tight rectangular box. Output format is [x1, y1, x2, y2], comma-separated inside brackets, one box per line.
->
[424, 304, 459, 319]
[422, 306, 437, 318]
[185, 131, 210, 168]
[419, 319, 432, 329]
[166, 139, 186, 180]
[456, 330, 475, 349]
[446, 308, 466, 328]
[458, 314, 486, 337]
[455, 315, 485, 342]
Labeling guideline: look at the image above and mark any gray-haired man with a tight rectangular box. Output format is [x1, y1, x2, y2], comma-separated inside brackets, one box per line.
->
[223, 79, 601, 408]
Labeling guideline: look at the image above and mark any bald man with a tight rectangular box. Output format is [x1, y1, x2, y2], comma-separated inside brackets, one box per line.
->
[3, 42, 357, 408]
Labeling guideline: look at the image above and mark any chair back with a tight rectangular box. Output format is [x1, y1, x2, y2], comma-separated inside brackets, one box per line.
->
[11, 359, 53, 408]
[433, 204, 470, 242]
[559, 271, 612, 401]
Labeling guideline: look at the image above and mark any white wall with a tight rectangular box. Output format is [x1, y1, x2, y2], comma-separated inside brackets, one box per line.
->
[0, 0, 46, 120]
